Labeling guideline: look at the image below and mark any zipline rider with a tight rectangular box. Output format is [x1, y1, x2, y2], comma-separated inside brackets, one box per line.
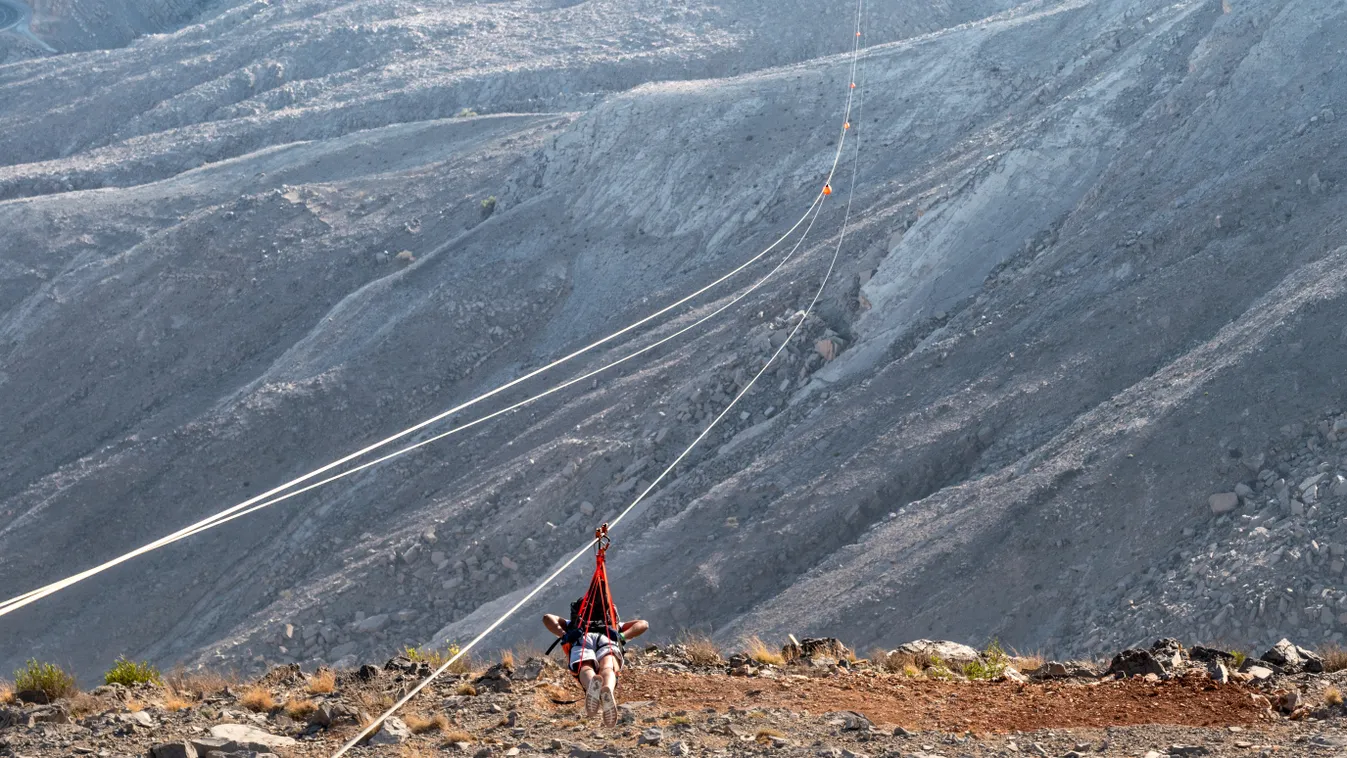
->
[543, 524, 648, 727]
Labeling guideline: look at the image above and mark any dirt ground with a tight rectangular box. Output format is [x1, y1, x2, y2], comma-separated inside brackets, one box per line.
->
[605, 670, 1271, 733]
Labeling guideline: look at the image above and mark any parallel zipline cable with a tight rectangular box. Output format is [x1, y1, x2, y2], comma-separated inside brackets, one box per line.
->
[0, 74, 847, 619]
[331, 4, 866, 754]
[0, 198, 827, 619]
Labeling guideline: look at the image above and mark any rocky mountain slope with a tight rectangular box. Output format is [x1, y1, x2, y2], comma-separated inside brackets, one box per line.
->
[1, 0, 1346, 682]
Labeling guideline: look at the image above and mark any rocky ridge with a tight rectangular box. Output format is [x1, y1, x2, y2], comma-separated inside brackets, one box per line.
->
[3, 637, 1347, 758]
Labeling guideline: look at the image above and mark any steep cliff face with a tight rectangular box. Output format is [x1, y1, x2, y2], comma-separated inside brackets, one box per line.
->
[1, 0, 1345, 682]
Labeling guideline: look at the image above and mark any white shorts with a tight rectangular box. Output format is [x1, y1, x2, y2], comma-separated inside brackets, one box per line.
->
[569, 633, 623, 672]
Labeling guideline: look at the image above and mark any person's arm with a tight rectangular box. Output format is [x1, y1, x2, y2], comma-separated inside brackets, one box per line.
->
[619, 619, 648, 641]
[543, 614, 568, 637]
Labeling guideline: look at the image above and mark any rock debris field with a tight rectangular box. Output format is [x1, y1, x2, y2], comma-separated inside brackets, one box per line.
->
[7, 638, 1347, 758]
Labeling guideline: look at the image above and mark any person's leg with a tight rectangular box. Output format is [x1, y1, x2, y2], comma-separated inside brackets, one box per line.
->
[596, 650, 621, 727]
[597, 652, 619, 693]
[576, 662, 597, 691]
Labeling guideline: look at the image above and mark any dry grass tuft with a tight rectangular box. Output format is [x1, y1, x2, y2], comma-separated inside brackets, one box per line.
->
[456, 681, 478, 697]
[239, 686, 276, 712]
[871, 650, 940, 678]
[68, 692, 103, 718]
[0, 680, 14, 705]
[755, 728, 784, 744]
[1326, 686, 1344, 707]
[744, 636, 785, 666]
[500, 650, 514, 668]
[1010, 648, 1046, 672]
[166, 669, 234, 700]
[307, 669, 337, 695]
[284, 698, 318, 719]
[351, 687, 394, 716]
[124, 697, 145, 713]
[679, 632, 723, 666]
[164, 692, 193, 712]
[400, 746, 433, 758]
[405, 712, 450, 734]
[1319, 645, 1347, 673]
[442, 729, 475, 744]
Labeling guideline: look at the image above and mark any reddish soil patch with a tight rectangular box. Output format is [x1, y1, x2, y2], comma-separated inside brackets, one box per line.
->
[617, 670, 1271, 733]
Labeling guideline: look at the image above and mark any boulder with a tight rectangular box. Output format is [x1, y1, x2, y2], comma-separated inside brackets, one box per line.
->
[24, 704, 71, 726]
[352, 614, 390, 634]
[368, 716, 412, 745]
[1149, 638, 1185, 670]
[512, 657, 549, 682]
[309, 702, 360, 728]
[1207, 661, 1230, 684]
[14, 689, 50, 705]
[639, 727, 664, 746]
[1261, 639, 1324, 673]
[1027, 661, 1100, 680]
[1107, 648, 1167, 678]
[206, 724, 297, 752]
[474, 662, 515, 693]
[1209, 492, 1239, 514]
[1189, 646, 1237, 664]
[327, 641, 359, 660]
[890, 640, 981, 666]
[151, 742, 199, 758]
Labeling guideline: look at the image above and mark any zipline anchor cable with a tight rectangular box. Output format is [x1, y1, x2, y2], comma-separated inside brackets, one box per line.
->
[0, 196, 828, 617]
[0, 72, 846, 618]
[330, 3, 867, 753]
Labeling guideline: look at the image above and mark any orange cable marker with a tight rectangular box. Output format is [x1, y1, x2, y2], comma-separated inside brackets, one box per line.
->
[823, 184, 833, 196]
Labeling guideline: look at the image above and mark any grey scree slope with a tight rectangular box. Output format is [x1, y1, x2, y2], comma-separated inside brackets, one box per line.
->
[1, 0, 1345, 679]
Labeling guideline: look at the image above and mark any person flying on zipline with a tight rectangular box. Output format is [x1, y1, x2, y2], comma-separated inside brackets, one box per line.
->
[543, 525, 648, 726]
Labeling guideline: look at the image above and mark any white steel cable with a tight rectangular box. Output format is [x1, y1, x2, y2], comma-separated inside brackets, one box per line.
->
[331, 5, 867, 754]
[0, 120, 841, 618]
[148, 204, 830, 544]
[0, 201, 827, 619]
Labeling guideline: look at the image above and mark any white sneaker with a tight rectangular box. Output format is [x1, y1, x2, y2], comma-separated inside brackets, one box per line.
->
[585, 677, 603, 719]
[600, 683, 619, 728]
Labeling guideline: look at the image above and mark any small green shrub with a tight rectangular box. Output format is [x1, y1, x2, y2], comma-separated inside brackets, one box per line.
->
[962, 639, 1009, 681]
[405, 643, 471, 674]
[104, 656, 162, 687]
[480, 196, 497, 219]
[456, 107, 479, 118]
[1230, 650, 1248, 669]
[14, 660, 78, 700]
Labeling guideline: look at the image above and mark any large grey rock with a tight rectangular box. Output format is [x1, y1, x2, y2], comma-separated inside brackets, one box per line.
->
[367, 716, 412, 745]
[206, 724, 297, 751]
[1209, 492, 1239, 514]
[891, 640, 981, 665]
[326, 641, 358, 659]
[1027, 661, 1100, 680]
[151, 742, 198, 758]
[309, 702, 360, 728]
[1107, 648, 1166, 678]
[639, 727, 664, 746]
[352, 613, 390, 633]
[1261, 638, 1324, 673]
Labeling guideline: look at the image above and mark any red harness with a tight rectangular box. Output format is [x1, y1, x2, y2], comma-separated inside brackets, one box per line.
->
[558, 525, 621, 675]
